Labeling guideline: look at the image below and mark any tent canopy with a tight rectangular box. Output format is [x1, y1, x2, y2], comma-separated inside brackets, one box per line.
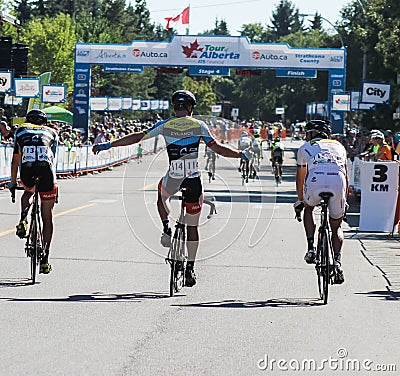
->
[43, 106, 73, 124]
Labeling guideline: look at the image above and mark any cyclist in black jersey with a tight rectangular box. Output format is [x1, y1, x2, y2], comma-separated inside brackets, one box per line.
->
[8, 109, 59, 274]
[93, 90, 242, 287]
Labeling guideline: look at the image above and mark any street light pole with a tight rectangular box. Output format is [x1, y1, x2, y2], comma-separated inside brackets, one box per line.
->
[299, 13, 345, 49]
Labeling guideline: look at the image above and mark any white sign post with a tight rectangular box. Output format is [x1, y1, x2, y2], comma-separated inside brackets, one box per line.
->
[359, 161, 399, 232]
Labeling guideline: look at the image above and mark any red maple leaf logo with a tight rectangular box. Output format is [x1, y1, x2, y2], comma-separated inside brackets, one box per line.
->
[182, 39, 203, 58]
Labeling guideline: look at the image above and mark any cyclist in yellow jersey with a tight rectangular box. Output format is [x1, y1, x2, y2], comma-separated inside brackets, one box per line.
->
[93, 90, 242, 287]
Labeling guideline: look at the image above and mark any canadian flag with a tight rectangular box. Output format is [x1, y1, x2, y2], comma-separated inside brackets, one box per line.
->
[165, 6, 190, 30]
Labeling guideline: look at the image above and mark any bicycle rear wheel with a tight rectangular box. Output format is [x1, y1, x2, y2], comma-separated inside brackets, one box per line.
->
[317, 229, 330, 304]
[30, 218, 38, 284]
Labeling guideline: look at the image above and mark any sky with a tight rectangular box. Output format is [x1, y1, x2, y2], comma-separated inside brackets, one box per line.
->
[143, 0, 353, 36]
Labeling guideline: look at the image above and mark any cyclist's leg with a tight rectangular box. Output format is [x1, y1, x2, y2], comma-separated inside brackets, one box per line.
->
[303, 180, 319, 263]
[327, 177, 346, 283]
[182, 177, 203, 287]
[157, 174, 180, 246]
[17, 167, 35, 238]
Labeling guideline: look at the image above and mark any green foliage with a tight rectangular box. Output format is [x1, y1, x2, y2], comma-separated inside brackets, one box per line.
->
[20, 13, 76, 89]
[202, 18, 230, 36]
[268, 0, 303, 41]
[183, 77, 217, 115]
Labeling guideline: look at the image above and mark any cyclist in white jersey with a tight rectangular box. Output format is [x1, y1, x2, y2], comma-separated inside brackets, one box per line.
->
[294, 120, 348, 284]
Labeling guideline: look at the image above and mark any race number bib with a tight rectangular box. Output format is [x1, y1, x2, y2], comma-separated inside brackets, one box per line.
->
[169, 159, 198, 178]
[37, 146, 51, 162]
[22, 146, 36, 163]
[22, 146, 51, 163]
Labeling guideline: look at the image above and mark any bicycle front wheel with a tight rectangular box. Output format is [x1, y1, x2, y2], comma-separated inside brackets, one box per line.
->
[169, 226, 185, 296]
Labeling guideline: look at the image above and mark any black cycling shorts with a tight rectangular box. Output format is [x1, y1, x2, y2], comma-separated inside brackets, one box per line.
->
[20, 162, 55, 192]
[273, 156, 283, 165]
[159, 175, 203, 214]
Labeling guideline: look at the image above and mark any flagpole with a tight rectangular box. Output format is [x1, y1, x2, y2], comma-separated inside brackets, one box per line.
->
[186, 5, 190, 35]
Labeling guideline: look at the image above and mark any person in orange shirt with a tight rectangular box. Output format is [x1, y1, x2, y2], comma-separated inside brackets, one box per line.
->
[371, 131, 393, 161]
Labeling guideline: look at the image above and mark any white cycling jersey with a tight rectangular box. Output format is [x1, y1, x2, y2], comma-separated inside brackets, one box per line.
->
[297, 138, 347, 175]
[297, 138, 347, 218]
[238, 136, 252, 150]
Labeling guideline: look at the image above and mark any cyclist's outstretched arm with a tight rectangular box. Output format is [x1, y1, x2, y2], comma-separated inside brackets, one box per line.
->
[111, 131, 145, 148]
[210, 140, 241, 158]
[296, 166, 306, 201]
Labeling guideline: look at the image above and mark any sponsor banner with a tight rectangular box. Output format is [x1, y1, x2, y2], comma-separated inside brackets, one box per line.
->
[161, 100, 170, 110]
[332, 93, 350, 111]
[141, 100, 150, 110]
[1, 138, 164, 180]
[42, 84, 66, 103]
[189, 66, 230, 76]
[103, 64, 144, 73]
[361, 82, 391, 104]
[359, 161, 398, 232]
[150, 100, 159, 110]
[0, 71, 12, 93]
[73, 63, 91, 134]
[90, 97, 108, 111]
[316, 102, 328, 116]
[211, 105, 222, 113]
[14, 78, 40, 98]
[275, 107, 285, 115]
[122, 97, 132, 110]
[75, 36, 345, 69]
[0, 145, 13, 181]
[4, 94, 23, 106]
[107, 97, 122, 111]
[350, 91, 375, 111]
[132, 99, 141, 111]
[276, 69, 317, 78]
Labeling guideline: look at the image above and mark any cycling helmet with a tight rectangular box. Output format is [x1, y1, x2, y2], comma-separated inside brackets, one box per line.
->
[305, 120, 331, 139]
[26, 109, 47, 125]
[171, 90, 197, 106]
[274, 137, 280, 142]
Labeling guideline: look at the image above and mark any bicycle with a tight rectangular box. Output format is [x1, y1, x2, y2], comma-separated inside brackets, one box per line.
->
[11, 178, 45, 285]
[294, 193, 337, 304]
[240, 158, 250, 185]
[271, 158, 282, 186]
[315, 192, 336, 304]
[165, 189, 217, 297]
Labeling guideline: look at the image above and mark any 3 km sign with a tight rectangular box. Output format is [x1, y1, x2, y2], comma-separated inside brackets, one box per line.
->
[73, 35, 346, 134]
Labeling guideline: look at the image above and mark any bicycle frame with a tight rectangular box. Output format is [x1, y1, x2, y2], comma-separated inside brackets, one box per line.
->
[165, 189, 217, 296]
[12, 178, 44, 284]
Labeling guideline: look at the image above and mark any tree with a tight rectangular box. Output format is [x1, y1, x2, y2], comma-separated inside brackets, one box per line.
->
[202, 18, 230, 35]
[20, 13, 76, 88]
[268, 0, 303, 41]
[240, 23, 269, 42]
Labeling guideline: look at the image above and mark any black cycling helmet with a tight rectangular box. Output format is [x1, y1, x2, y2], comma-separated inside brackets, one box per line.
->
[171, 90, 197, 107]
[305, 120, 331, 139]
[26, 109, 47, 126]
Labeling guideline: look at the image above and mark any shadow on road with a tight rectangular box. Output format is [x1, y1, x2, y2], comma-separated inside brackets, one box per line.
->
[0, 278, 33, 288]
[355, 290, 400, 301]
[173, 297, 323, 309]
[0, 291, 170, 302]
